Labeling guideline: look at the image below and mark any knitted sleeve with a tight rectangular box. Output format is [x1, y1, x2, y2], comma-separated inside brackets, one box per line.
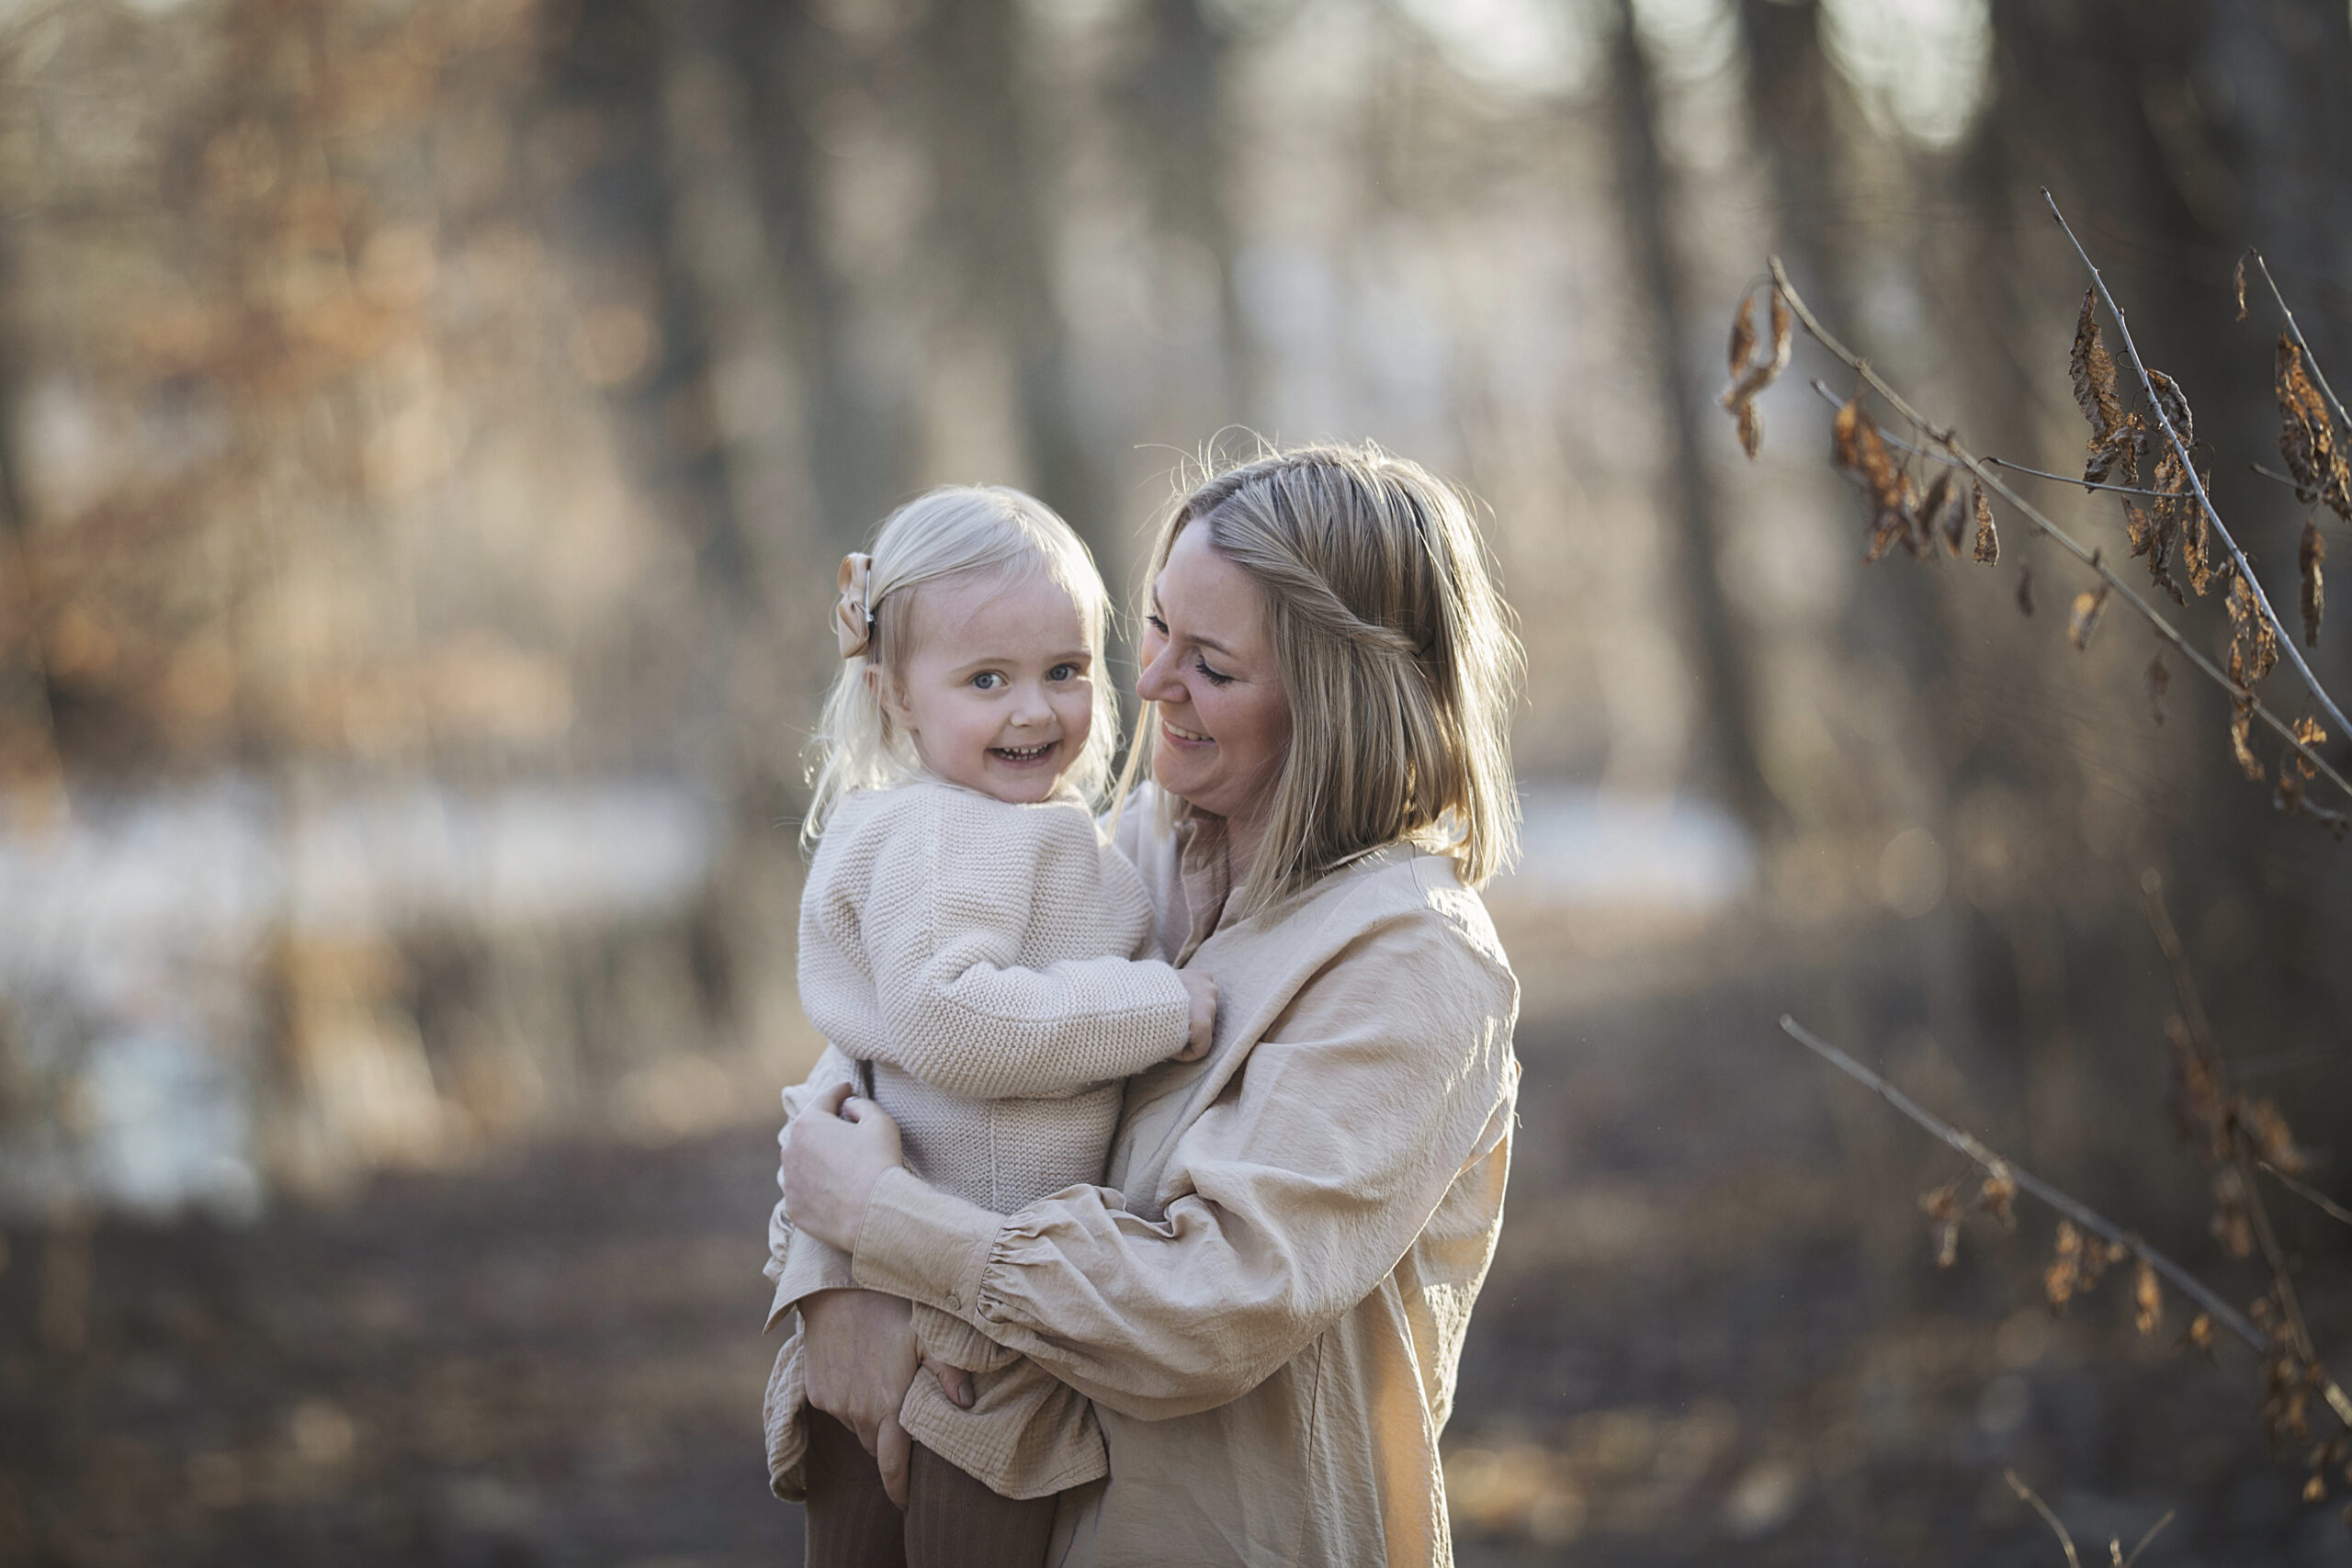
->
[856, 794, 1193, 1100]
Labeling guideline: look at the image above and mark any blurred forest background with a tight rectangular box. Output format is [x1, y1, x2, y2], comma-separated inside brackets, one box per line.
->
[3, 0, 2349, 1562]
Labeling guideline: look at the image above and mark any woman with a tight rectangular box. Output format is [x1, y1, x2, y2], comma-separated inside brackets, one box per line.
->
[772, 442, 1523, 1566]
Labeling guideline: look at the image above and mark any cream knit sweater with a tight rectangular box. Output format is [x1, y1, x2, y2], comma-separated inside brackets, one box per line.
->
[775, 776, 1192, 1499]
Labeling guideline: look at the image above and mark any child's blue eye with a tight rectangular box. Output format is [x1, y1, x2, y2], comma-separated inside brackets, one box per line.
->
[1048, 663, 1080, 682]
[972, 672, 1004, 691]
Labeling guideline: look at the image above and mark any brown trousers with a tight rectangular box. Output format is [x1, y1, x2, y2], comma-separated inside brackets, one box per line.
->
[803, 1410, 1059, 1568]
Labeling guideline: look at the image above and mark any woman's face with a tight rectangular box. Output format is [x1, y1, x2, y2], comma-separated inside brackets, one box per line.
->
[1137, 522, 1293, 839]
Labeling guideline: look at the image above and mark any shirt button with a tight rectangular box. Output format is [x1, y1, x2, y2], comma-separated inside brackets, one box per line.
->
[945, 1289, 960, 1309]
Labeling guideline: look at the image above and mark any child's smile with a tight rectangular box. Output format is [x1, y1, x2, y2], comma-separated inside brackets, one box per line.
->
[875, 568, 1096, 806]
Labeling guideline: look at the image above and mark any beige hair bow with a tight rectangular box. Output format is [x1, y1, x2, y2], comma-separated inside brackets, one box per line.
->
[835, 553, 876, 659]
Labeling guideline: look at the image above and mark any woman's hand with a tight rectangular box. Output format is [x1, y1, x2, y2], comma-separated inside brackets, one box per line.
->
[779, 1082, 907, 1253]
[800, 1287, 919, 1505]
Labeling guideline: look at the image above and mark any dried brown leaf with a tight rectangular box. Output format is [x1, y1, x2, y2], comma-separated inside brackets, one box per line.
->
[2017, 563, 2035, 617]
[1921, 1183, 1962, 1268]
[2045, 1218, 2083, 1311]
[2301, 518, 2325, 646]
[2147, 367, 2196, 450]
[2244, 1097, 2314, 1178]
[1737, 400, 1763, 459]
[2234, 254, 2248, 323]
[1726, 291, 1756, 382]
[1978, 1168, 2018, 1229]
[2275, 335, 2351, 523]
[2290, 716, 2326, 780]
[1972, 485, 1998, 563]
[2146, 651, 2170, 725]
[2227, 573, 2279, 688]
[1922, 471, 1964, 558]
[2070, 288, 2123, 441]
[2184, 1311, 2217, 1359]
[2229, 696, 2267, 784]
[2211, 1165, 2256, 1258]
[2069, 581, 2111, 650]
[2133, 1258, 2162, 1336]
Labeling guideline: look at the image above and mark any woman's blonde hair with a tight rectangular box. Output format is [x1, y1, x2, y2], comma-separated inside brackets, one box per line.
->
[804, 485, 1120, 843]
[1130, 441, 1521, 911]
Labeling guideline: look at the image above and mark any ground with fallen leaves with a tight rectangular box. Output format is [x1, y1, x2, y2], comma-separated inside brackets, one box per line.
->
[4, 916, 2343, 1566]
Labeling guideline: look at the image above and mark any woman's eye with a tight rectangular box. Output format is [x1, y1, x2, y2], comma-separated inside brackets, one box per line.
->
[1193, 656, 1234, 687]
[1144, 614, 1169, 636]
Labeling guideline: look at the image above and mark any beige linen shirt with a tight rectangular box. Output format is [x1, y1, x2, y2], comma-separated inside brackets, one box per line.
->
[766, 786, 1519, 1566]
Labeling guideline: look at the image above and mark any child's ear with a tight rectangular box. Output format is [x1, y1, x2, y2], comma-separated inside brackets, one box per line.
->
[866, 665, 915, 733]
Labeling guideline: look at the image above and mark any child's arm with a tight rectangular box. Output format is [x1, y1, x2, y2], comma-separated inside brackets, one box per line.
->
[859, 799, 1202, 1100]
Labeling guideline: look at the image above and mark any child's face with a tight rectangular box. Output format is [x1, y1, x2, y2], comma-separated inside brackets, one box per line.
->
[874, 567, 1096, 805]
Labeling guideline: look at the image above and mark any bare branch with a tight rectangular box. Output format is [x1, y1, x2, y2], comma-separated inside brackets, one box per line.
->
[1984, 454, 2173, 499]
[2044, 192, 2352, 743]
[2249, 249, 2352, 441]
[2259, 1160, 2352, 1229]
[1777, 1015, 2263, 1349]
[2006, 1471, 2082, 1568]
[2119, 1510, 2176, 1568]
[1770, 257, 2352, 807]
[2140, 868, 2352, 1430]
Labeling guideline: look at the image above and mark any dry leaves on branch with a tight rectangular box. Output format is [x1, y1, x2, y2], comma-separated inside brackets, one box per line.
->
[2228, 573, 2280, 690]
[1972, 484, 1998, 563]
[1923, 471, 1967, 558]
[2147, 368, 2198, 451]
[2278, 717, 2349, 835]
[2070, 581, 2112, 650]
[2042, 1220, 2124, 1313]
[1832, 393, 1928, 562]
[1721, 285, 1792, 459]
[1921, 1183, 1962, 1269]
[2277, 335, 2352, 524]
[2134, 1258, 2164, 1336]
[2301, 519, 2327, 647]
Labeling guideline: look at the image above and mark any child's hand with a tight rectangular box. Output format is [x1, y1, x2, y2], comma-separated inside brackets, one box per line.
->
[1175, 970, 1218, 1061]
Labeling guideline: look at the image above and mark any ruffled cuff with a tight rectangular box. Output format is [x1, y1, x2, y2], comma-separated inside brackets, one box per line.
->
[763, 1221, 857, 1333]
[851, 1166, 1000, 1324]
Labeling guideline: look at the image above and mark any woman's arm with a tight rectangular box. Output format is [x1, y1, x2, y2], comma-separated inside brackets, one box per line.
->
[786, 911, 1518, 1421]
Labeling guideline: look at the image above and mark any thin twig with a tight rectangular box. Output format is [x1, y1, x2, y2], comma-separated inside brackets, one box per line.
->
[2259, 1161, 2352, 1229]
[2248, 462, 2304, 492]
[2119, 1509, 2176, 1568]
[1770, 257, 2352, 806]
[2249, 249, 2352, 441]
[2140, 870, 2352, 1430]
[1778, 1015, 2263, 1348]
[2006, 1471, 2082, 1568]
[2045, 192, 2352, 743]
[1805, 383, 2169, 498]
[1984, 454, 2174, 499]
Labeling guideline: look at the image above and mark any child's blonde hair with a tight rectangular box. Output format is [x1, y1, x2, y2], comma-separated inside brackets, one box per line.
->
[803, 485, 1120, 843]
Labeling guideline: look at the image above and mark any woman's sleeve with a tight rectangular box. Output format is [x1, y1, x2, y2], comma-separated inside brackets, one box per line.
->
[845, 912, 1519, 1419]
[763, 1045, 861, 1332]
[857, 803, 1192, 1100]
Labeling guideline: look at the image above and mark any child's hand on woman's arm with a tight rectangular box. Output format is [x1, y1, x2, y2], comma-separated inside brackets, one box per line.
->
[1174, 969, 1217, 1062]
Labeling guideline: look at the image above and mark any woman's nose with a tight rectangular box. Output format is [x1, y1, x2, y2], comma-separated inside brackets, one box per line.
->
[1136, 642, 1181, 705]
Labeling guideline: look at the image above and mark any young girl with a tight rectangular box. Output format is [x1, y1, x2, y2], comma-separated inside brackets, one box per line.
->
[764, 485, 1216, 1566]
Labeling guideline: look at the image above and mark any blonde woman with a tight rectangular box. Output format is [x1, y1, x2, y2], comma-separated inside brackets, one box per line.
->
[775, 445, 1522, 1567]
